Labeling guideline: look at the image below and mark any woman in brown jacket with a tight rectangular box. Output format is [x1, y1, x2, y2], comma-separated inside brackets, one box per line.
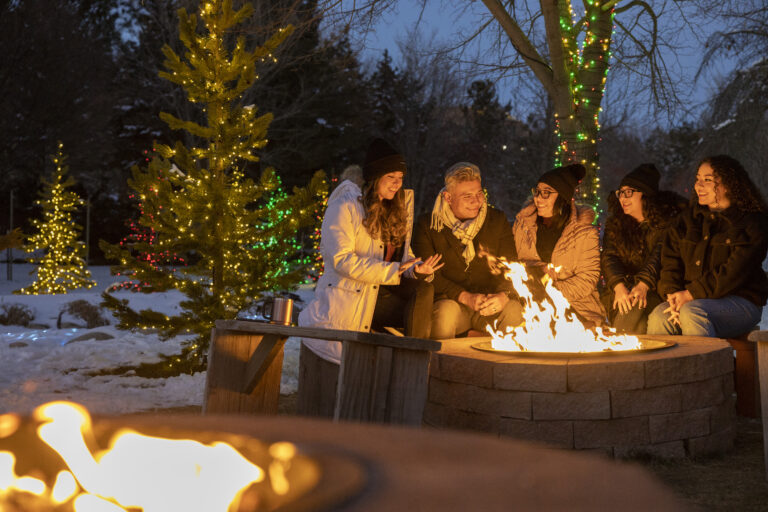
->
[512, 164, 606, 327]
[647, 155, 768, 337]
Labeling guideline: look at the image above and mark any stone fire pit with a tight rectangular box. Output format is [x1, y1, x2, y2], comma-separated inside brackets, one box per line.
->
[425, 335, 735, 458]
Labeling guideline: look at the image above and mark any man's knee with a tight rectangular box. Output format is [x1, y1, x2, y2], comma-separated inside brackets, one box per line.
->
[497, 299, 524, 330]
[431, 299, 462, 338]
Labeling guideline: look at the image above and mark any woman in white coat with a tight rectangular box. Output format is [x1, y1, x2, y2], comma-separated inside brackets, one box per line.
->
[297, 138, 442, 417]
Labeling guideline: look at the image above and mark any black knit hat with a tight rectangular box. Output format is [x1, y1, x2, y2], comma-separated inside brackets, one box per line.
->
[362, 138, 406, 184]
[538, 163, 586, 201]
[620, 163, 660, 196]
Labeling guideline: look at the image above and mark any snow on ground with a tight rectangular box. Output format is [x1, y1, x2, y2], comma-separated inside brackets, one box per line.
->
[0, 264, 312, 415]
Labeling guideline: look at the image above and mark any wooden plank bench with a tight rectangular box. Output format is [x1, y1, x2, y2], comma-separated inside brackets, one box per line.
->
[747, 330, 768, 481]
[726, 332, 761, 417]
[203, 320, 441, 425]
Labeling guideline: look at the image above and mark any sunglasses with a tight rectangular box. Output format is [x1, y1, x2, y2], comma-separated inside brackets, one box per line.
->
[615, 188, 639, 199]
[531, 188, 555, 199]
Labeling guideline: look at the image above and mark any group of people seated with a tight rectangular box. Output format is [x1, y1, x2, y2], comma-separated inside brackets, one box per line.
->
[297, 138, 768, 415]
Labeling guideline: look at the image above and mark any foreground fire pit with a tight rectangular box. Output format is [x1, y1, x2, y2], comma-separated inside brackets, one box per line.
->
[425, 335, 735, 458]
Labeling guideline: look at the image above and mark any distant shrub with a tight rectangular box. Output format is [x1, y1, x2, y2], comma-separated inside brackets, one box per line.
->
[58, 300, 109, 329]
[0, 303, 35, 326]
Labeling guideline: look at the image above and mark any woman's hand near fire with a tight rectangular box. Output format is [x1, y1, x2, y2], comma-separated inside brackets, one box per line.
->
[663, 289, 694, 326]
[612, 283, 632, 314]
[414, 253, 444, 275]
[478, 292, 509, 317]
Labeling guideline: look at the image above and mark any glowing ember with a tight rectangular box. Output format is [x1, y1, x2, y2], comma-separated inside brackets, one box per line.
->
[0, 401, 302, 511]
[487, 261, 641, 353]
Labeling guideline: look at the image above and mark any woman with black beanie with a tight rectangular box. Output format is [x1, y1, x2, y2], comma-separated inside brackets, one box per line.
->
[601, 164, 686, 334]
[512, 163, 606, 327]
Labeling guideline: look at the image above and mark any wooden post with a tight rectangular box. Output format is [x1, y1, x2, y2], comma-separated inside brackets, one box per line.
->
[203, 328, 286, 415]
[747, 330, 768, 481]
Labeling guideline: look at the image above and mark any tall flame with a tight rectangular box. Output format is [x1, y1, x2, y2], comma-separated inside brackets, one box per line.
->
[488, 261, 640, 353]
[0, 401, 296, 511]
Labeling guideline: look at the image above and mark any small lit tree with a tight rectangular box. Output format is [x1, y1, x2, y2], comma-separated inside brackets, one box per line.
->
[100, 0, 327, 371]
[16, 142, 95, 295]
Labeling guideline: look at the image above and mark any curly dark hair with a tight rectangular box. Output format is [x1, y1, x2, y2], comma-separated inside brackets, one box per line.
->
[605, 189, 686, 253]
[698, 155, 767, 213]
[360, 177, 408, 246]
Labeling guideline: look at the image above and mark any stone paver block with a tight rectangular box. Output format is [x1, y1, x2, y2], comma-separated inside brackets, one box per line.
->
[428, 353, 440, 377]
[644, 348, 732, 387]
[723, 372, 735, 398]
[494, 360, 567, 392]
[680, 376, 725, 411]
[423, 401, 500, 434]
[499, 418, 574, 449]
[573, 416, 650, 449]
[686, 427, 735, 457]
[614, 441, 687, 459]
[708, 401, 736, 434]
[533, 391, 610, 420]
[435, 353, 494, 388]
[567, 359, 645, 392]
[428, 378, 531, 419]
[649, 408, 710, 443]
[611, 385, 682, 418]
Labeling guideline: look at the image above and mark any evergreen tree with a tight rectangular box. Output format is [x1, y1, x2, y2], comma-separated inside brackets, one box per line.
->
[16, 142, 95, 295]
[100, 0, 327, 370]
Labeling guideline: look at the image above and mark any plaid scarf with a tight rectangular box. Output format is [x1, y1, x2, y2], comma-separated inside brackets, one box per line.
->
[430, 189, 487, 269]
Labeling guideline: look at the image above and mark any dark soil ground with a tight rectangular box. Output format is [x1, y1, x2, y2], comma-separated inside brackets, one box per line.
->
[152, 397, 768, 510]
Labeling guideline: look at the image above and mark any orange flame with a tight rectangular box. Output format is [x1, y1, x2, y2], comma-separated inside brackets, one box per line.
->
[0, 401, 295, 511]
[488, 261, 640, 353]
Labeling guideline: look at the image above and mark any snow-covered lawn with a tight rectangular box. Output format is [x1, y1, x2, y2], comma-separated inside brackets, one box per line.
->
[0, 264, 309, 415]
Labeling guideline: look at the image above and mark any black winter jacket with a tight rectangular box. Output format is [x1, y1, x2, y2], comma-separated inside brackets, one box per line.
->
[412, 208, 517, 301]
[602, 221, 663, 293]
[658, 203, 768, 307]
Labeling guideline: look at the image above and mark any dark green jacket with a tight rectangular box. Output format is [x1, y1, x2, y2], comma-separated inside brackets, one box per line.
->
[412, 208, 517, 301]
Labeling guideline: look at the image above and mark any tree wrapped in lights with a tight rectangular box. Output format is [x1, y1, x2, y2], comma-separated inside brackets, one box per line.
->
[100, 0, 327, 370]
[16, 143, 95, 295]
[477, 0, 673, 209]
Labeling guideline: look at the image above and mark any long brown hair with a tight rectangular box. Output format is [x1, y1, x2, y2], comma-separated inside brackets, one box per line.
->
[698, 155, 767, 213]
[360, 177, 408, 246]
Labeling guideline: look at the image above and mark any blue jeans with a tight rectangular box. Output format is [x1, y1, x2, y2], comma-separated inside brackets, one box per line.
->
[647, 295, 762, 337]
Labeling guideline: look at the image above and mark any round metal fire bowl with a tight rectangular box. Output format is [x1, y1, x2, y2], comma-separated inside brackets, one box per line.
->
[471, 338, 677, 358]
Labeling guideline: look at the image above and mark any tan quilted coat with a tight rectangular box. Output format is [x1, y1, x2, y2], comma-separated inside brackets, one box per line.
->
[513, 201, 606, 325]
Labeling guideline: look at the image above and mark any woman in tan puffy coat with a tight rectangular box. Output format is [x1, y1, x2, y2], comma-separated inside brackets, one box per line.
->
[512, 164, 606, 326]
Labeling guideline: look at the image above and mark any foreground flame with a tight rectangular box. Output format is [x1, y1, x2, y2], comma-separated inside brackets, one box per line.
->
[0, 401, 293, 511]
[488, 261, 640, 353]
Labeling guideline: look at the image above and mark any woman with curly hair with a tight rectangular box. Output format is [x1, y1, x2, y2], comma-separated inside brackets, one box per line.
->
[647, 155, 768, 337]
[297, 138, 443, 416]
[602, 164, 686, 334]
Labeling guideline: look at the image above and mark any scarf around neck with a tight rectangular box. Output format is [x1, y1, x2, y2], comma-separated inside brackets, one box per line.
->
[430, 188, 487, 268]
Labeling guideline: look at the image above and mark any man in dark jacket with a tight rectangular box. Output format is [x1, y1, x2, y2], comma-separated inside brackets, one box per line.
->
[412, 162, 523, 339]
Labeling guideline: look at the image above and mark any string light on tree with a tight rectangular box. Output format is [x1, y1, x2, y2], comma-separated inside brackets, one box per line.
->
[16, 142, 95, 295]
[99, 0, 327, 373]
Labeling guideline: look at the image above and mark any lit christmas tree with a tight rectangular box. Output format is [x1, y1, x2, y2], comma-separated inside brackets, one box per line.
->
[100, 0, 327, 370]
[16, 142, 95, 295]
[105, 148, 188, 293]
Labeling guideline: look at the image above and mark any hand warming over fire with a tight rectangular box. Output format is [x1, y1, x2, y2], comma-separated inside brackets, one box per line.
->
[629, 281, 649, 309]
[478, 292, 509, 317]
[612, 283, 633, 314]
[414, 253, 444, 275]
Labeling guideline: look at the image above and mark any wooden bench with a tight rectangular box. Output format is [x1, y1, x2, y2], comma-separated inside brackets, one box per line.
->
[204, 320, 441, 425]
[747, 330, 768, 481]
[726, 332, 761, 417]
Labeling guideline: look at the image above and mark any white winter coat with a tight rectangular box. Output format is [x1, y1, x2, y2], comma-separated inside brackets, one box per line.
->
[299, 180, 418, 363]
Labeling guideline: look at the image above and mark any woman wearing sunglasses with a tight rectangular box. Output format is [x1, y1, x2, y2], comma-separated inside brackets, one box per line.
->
[647, 155, 768, 337]
[512, 163, 606, 327]
[601, 164, 686, 334]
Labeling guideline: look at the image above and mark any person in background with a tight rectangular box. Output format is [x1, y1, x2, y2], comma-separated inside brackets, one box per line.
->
[601, 164, 686, 333]
[338, 164, 363, 189]
[412, 162, 523, 339]
[647, 155, 768, 337]
[512, 163, 605, 327]
[297, 138, 442, 417]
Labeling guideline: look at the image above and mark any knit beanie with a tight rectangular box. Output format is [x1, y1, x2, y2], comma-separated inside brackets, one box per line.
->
[538, 163, 586, 201]
[620, 163, 660, 196]
[362, 138, 406, 184]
